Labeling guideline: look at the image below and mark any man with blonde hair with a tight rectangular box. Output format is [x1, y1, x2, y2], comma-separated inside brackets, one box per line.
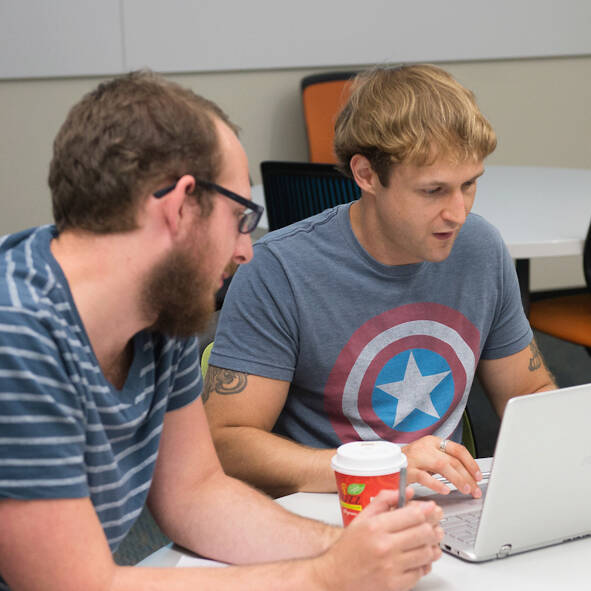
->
[205, 64, 555, 498]
[0, 70, 443, 591]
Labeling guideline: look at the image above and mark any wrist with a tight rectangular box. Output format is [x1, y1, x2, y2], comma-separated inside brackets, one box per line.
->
[307, 548, 340, 591]
[299, 447, 338, 493]
[319, 523, 342, 553]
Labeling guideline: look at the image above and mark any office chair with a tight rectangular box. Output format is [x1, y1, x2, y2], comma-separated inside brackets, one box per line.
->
[301, 71, 357, 163]
[528, 220, 591, 354]
[260, 161, 361, 231]
[461, 411, 477, 458]
[201, 341, 214, 377]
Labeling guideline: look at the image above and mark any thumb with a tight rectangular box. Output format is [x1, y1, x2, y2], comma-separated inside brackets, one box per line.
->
[355, 487, 416, 522]
[354, 489, 398, 521]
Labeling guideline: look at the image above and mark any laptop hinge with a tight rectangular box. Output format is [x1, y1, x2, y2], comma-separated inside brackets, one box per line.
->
[497, 544, 512, 558]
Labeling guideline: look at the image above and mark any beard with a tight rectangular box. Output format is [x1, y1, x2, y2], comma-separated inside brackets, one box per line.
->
[141, 239, 218, 339]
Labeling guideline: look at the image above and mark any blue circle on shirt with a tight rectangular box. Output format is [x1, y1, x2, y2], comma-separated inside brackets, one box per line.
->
[371, 349, 454, 432]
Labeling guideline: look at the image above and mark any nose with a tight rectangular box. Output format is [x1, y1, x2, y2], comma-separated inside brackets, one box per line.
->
[442, 189, 470, 226]
[233, 231, 254, 264]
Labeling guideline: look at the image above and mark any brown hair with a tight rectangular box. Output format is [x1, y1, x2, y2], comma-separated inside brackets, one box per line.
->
[49, 70, 238, 233]
[334, 64, 497, 185]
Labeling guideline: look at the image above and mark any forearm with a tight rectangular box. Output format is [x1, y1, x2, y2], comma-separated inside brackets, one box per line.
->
[479, 339, 558, 417]
[490, 370, 557, 417]
[213, 425, 337, 496]
[141, 489, 443, 591]
[112, 559, 325, 591]
[149, 469, 340, 565]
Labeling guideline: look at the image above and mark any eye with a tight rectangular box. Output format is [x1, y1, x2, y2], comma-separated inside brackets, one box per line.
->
[424, 187, 441, 195]
[462, 180, 476, 191]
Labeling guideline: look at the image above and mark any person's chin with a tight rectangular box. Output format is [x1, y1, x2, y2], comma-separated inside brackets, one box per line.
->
[427, 243, 456, 262]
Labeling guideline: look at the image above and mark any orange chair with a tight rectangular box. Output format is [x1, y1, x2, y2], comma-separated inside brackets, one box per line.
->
[528, 221, 591, 353]
[301, 71, 357, 163]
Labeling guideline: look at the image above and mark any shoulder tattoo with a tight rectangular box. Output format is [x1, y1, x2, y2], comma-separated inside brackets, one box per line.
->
[203, 366, 248, 403]
[528, 340, 542, 371]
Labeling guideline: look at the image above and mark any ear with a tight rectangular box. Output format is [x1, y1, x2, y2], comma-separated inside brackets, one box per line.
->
[349, 154, 380, 195]
[159, 174, 196, 237]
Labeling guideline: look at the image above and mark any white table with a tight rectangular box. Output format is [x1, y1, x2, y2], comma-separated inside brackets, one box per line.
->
[138, 495, 591, 589]
[253, 165, 591, 312]
[138, 457, 591, 589]
[275, 493, 591, 590]
[473, 165, 590, 260]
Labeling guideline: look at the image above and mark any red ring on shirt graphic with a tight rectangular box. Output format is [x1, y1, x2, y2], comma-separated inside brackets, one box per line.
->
[325, 303, 480, 443]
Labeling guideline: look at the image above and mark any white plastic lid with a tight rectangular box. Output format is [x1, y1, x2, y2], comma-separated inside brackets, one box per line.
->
[331, 441, 407, 476]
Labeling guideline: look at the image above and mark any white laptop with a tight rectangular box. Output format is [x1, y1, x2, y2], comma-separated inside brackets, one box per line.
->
[419, 383, 591, 562]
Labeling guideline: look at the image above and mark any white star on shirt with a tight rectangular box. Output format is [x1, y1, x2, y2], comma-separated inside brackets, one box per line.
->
[376, 352, 450, 428]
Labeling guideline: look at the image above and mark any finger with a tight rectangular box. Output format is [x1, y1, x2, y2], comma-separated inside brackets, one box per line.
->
[387, 519, 443, 552]
[362, 502, 431, 535]
[393, 570, 423, 591]
[434, 456, 482, 497]
[402, 485, 415, 503]
[357, 485, 416, 522]
[403, 522, 444, 551]
[409, 468, 452, 494]
[440, 470, 482, 498]
[407, 500, 443, 525]
[355, 489, 400, 520]
[442, 440, 482, 481]
[430, 447, 482, 497]
[400, 543, 442, 572]
[419, 547, 443, 576]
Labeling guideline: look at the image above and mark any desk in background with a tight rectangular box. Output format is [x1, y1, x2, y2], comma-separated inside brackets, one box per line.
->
[252, 165, 591, 313]
[473, 165, 590, 313]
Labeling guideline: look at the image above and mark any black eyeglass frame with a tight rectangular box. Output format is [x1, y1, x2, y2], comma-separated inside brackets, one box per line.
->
[153, 178, 264, 234]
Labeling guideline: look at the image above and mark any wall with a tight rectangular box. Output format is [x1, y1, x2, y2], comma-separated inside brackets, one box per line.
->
[0, 55, 589, 289]
[3, 0, 590, 78]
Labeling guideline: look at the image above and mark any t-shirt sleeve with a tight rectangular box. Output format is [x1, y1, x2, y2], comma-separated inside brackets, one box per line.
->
[0, 308, 88, 500]
[480, 237, 533, 360]
[166, 336, 202, 411]
[210, 244, 299, 381]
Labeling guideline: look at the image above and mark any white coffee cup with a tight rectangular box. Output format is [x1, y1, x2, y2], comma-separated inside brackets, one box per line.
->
[331, 441, 407, 525]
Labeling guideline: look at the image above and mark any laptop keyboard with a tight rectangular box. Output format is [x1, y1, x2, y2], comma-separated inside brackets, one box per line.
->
[441, 510, 481, 545]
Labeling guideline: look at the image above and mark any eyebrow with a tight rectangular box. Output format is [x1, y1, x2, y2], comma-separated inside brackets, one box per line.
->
[422, 169, 485, 186]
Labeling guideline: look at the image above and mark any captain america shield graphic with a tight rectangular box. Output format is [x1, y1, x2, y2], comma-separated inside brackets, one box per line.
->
[325, 302, 481, 443]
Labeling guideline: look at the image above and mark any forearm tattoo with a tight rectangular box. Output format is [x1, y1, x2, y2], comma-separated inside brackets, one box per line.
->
[203, 366, 248, 402]
[528, 340, 543, 371]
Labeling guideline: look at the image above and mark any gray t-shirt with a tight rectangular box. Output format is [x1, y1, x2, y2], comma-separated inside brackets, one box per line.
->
[211, 204, 532, 448]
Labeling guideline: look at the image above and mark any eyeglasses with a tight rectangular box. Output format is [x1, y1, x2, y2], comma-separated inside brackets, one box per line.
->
[153, 178, 264, 234]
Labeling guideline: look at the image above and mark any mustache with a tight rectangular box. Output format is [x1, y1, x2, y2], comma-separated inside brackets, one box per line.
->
[224, 260, 239, 276]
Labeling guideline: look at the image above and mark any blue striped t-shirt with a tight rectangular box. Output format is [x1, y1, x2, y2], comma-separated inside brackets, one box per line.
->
[0, 226, 201, 588]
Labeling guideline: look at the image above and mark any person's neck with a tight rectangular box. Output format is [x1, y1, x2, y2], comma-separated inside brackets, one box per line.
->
[50, 229, 155, 388]
[349, 198, 416, 266]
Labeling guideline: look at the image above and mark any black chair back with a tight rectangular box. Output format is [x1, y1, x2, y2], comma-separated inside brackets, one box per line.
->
[260, 161, 361, 231]
[584, 220, 591, 289]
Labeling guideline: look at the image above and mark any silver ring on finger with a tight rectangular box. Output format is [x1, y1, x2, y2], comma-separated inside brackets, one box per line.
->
[439, 439, 449, 454]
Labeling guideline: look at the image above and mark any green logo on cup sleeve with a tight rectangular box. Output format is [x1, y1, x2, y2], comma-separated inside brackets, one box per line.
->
[347, 483, 365, 495]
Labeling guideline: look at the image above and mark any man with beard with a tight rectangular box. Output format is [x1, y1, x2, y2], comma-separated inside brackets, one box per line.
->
[0, 71, 443, 591]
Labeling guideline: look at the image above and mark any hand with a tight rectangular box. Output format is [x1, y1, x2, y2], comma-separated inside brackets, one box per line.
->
[313, 489, 444, 591]
[402, 435, 482, 497]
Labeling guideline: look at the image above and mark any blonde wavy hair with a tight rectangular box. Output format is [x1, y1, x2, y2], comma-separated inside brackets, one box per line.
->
[334, 64, 497, 186]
